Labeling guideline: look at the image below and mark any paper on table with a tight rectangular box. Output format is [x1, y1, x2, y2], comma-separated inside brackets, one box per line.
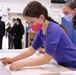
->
[6, 65, 56, 75]
[12, 69, 54, 75]
[6, 62, 58, 75]
[60, 71, 76, 75]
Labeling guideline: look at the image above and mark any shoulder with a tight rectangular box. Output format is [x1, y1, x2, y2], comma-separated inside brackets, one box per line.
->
[0, 21, 5, 25]
[47, 22, 60, 33]
[45, 22, 62, 39]
[1, 21, 5, 23]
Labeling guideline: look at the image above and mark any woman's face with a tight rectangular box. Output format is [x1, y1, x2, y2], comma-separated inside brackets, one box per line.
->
[24, 16, 43, 27]
[63, 6, 72, 15]
[63, 5, 76, 16]
[24, 15, 45, 32]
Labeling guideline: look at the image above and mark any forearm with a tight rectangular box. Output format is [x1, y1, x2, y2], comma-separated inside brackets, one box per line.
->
[23, 53, 52, 66]
[12, 46, 36, 62]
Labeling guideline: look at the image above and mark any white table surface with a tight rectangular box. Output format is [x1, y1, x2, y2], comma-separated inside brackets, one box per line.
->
[0, 49, 76, 75]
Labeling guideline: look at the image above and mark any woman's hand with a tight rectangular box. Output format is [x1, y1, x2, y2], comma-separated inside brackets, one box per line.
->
[9, 61, 25, 71]
[0, 57, 13, 65]
[0, 57, 8, 65]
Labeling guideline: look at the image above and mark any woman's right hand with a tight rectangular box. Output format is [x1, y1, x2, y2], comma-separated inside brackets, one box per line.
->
[0, 57, 14, 65]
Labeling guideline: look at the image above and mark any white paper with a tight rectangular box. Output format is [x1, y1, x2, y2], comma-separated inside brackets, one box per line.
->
[6, 62, 58, 75]
[11, 69, 53, 75]
[60, 71, 76, 75]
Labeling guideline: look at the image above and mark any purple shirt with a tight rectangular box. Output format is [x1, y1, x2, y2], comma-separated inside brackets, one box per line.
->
[31, 22, 76, 68]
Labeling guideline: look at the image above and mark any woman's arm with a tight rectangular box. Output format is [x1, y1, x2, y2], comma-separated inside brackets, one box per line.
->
[9, 52, 52, 71]
[1, 46, 36, 64]
[23, 52, 52, 66]
[12, 46, 36, 62]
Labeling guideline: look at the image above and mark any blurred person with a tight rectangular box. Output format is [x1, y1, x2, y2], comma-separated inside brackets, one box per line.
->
[62, 1, 76, 44]
[73, 13, 76, 30]
[13, 18, 24, 49]
[6, 22, 12, 49]
[0, 16, 5, 49]
[63, 1, 76, 19]
[11, 18, 17, 49]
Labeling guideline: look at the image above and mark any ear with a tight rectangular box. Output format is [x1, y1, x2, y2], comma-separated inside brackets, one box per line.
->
[39, 14, 45, 21]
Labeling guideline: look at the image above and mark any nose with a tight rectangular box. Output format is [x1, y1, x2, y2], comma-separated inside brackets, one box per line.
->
[29, 22, 34, 27]
[26, 22, 32, 27]
[30, 24, 34, 27]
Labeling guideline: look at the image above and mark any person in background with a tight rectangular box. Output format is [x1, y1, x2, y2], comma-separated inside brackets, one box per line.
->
[13, 18, 24, 49]
[1, 1, 76, 71]
[11, 18, 17, 49]
[6, 22, 12, 49]
[63, 1, 76, 20]
[0, 16, 5, 49]
[62, 1, 76, 44]
[73, 12, 76, 30]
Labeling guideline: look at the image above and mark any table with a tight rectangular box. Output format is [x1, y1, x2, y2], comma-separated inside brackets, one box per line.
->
[0, 49, 76, 75]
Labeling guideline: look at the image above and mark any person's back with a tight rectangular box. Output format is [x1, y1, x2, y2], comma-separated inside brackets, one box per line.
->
[49, 22, 76, 67]
[0, 16, 5, 49]
[32, 21, 76, 67]
[13, 18, 24, 49]
[0, 20, 5, 37]
[11, 23, 16, 37]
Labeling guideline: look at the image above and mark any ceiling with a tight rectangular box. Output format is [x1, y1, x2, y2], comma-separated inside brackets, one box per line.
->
[0, 0, 50, 3]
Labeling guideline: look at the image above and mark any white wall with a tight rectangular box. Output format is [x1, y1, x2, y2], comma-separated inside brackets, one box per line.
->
[0, 2, 26, 13]
[0, 1, 63, 13]
[0, 0, 51, 13]
[0, 1, 64, 48]
[0, 1, 64, 23]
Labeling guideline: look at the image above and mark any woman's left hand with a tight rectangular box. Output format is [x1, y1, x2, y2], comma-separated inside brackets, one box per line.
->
[9, 61, 25, 71]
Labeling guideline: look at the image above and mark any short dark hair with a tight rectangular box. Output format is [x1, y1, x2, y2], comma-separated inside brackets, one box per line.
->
[16, 18, 22, 24]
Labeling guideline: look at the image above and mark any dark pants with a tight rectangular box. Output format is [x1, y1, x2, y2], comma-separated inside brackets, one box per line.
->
[0, 37, 3, 49]
[14, 38, 22, 49]
[8, 36, 14, 49]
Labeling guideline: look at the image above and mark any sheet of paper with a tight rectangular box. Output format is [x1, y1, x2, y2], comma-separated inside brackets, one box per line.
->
[6, 61, 58, 75]
[6, 65, 56, 75]
[60, 71, 76, 75]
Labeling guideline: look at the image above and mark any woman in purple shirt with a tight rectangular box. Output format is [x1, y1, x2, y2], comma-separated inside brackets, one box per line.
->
[1, 1, 76, 71]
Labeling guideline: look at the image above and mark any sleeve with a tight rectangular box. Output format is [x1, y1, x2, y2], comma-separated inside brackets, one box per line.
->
[45, 29, 61, 56]
[31, 31, 43, 50]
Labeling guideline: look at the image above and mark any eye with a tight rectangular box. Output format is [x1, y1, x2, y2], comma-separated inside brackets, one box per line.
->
[63, 11, 68, 15]
[26, 22, 30, 25]
[30, 21, 34, 24]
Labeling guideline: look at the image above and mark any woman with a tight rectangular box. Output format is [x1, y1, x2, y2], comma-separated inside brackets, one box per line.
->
[13, 18, 24, 49]
[63, 1, 76, 21]
[1, 1, 76, 71]
[62, 1, 76, 44]
[6, 22, 12, 49]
